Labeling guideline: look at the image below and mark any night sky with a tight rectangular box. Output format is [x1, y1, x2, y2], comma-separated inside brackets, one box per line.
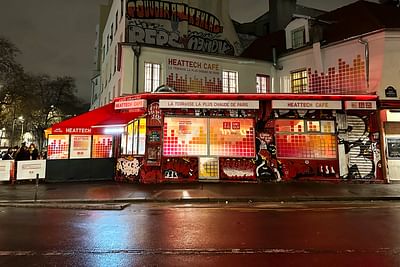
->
[0, 0, 378, 102]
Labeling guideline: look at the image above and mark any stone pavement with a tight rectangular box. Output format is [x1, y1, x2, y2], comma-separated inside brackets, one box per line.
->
[1, 180, 400, 206]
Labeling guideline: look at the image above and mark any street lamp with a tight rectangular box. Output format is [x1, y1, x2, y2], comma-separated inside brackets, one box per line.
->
[19, 116, 25, 144]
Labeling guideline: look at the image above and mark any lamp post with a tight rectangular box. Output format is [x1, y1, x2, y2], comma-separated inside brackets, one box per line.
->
[19, 116, 24, 144]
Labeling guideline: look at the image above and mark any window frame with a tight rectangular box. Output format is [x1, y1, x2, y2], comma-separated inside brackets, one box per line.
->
[256, 74, 271, 93]
[290, 69, 308, 93]
[144, 62, 161, 93]
[291, 26, 306, 49]
[222, 70, 238, 93]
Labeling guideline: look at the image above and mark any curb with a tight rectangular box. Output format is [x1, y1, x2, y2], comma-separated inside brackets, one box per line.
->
[1, 196, 400, 206]
[0, 202, 130, 210]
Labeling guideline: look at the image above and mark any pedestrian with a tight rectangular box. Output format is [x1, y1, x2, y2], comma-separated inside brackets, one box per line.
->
[2, 148, 14, 160]
[15, 142, 30, 161]
[12, 145, 19, 158]
[29, 143, 39, 160]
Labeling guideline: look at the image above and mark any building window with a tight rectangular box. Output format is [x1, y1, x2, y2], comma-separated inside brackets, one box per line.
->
[121, 0, 124, 19]
[144, 63, 161, 92]
[275, 119, 336, 159]
[114, 46, 117, 73]
[291, 26, 305, 49]
[115, 11, 118, 32]
[110, 24, 113, 41]
[291, 69, 308, 93]
[223, 70, 238, 93]
[256, 74, 270, 93]
[118, 79, 121, 96]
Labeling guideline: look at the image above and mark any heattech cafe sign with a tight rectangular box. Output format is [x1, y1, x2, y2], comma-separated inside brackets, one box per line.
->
[272, 100, 342, 110]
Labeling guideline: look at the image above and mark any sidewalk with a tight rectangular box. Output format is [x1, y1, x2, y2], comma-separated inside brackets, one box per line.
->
[1, 180, 400, 205]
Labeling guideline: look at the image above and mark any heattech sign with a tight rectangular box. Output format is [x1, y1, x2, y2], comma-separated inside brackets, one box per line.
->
[114, 99, 147, 110]
[271, 100, 342, 110]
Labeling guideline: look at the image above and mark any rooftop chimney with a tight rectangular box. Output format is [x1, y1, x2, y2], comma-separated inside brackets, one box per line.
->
[269, 0, 297, 32]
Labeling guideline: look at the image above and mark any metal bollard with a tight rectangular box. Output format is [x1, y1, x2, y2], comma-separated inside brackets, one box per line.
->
[34, 173, 39, 202]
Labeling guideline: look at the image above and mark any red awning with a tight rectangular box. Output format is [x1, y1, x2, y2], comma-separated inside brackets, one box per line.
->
[47, 103, 145, 135]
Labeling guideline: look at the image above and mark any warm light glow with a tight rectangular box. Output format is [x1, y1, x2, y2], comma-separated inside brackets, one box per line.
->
[104, 127, 124, 134]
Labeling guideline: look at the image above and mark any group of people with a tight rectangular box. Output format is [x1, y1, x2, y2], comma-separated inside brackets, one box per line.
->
[1, 142, 40, 161]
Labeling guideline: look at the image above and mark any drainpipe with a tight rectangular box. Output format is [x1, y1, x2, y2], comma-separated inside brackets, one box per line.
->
[272, 47, 283, 70]
[358, 38, 369, 88]
[132, 45, 141, 94]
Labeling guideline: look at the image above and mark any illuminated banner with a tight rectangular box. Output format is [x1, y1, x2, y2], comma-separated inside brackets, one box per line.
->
[159, 99, 259, 109]
[70, 135, 91, 159]
[272, 100, 342, 110]
[114, 99, 147, 110]
[166, 57, 222, 93]
[344, 101, 376, 110]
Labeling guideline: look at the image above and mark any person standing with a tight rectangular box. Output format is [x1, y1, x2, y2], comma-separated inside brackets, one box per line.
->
[29, 143, 39, 160]
[15, 142, 30, 161]
[2, 148, 14, 160]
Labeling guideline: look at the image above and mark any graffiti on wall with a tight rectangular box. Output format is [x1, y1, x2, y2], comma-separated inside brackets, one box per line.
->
[255, 119, 283, 181]
[128, 23, 234, 55]
[115, 156, 144, 182]
[162, 157, 198, 180]
[126, 0, 235, 55]
[127, 0, 224, 33]
[219, 158, 256, 180]
[337, 113, 382, 180]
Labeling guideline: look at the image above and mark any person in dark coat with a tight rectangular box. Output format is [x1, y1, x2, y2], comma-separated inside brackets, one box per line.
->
[2, 148, 14, 160]
[29, 143, 39, 160]
[15, 142, 30, 161]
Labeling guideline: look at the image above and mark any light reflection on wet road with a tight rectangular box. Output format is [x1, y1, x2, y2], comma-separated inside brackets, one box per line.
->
[0, 202, 399, 266]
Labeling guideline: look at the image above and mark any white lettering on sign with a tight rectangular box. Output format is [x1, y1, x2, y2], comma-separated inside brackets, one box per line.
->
[65, 128, 92, 134]
[115, 99, 147, 110]
[159, 100, 259, 110]
[344, 101, 376, 110]
[271, 100, 342, 110]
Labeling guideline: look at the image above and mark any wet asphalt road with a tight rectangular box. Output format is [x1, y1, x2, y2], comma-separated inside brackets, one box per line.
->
[0, 202, 399, 267]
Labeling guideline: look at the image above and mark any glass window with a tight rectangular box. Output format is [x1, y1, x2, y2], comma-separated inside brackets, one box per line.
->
[321, 120, 335, 133]
[144, 63, 161, 92]
[209, 118, 255, 157]
[275, 120, 305, 133]
[132, 120, 139, 154]
[290, 69, 308, 93]
[275, 119, 337, 159]
[291, 26, 305, 49]
[122, 119, 146, 155]
[121, 0, 124, 19]
[126, 123, 134, 154]
[163, 117, 208, 156]
[256, 74, 271, 93]
[307, 121, 320, 132]
[115, 11, 118, 31]
[121, 130, 127, 155]
[223, 70, 238, 93]
[138, 118, 146, 155]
